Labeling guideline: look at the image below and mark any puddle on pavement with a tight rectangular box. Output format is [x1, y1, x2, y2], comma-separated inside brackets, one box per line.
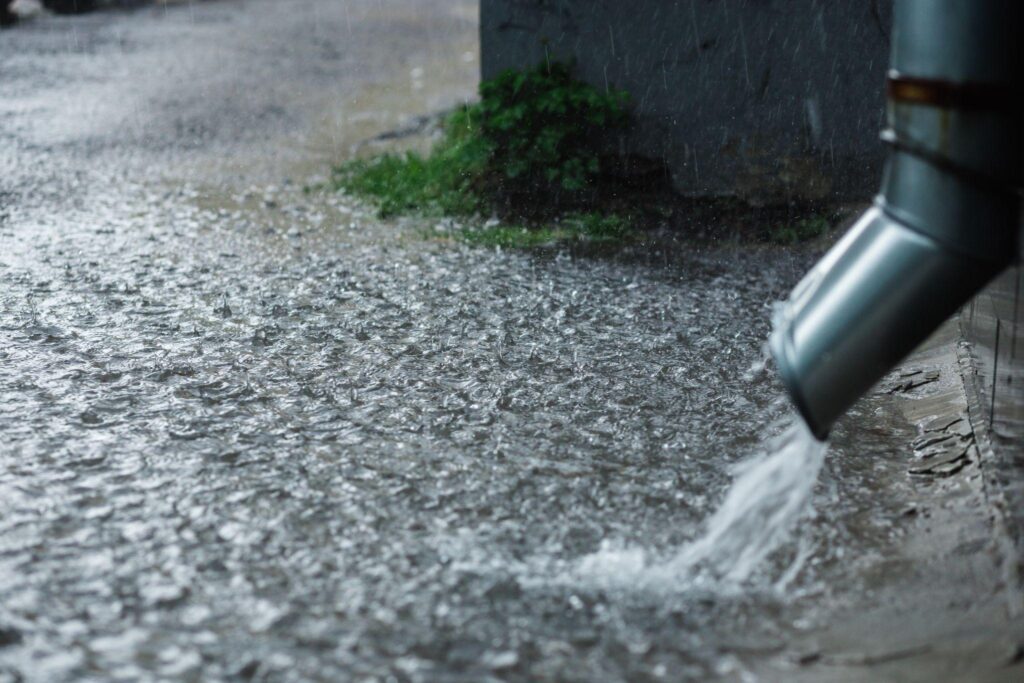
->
[0, 171, 923, 680]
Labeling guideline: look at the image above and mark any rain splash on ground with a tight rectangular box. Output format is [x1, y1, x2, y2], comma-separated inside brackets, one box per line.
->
[576, 422, 827, 591]
[0, 167, 920, 680]
[0, 1, 990, 681]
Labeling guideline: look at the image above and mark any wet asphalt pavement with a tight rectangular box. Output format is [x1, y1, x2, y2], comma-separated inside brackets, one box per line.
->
[1, 1, 1020, 681]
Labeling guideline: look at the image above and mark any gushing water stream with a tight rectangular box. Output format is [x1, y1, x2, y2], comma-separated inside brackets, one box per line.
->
[578, 316, 828, 590]
[667, 421, 826, 582]
[578, 419, 826, 589]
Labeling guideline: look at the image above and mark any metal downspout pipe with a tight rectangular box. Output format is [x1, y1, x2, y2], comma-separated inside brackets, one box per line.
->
[770, 0, 1022, 440]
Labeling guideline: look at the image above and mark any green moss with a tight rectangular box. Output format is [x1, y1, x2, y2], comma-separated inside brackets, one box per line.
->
[458, 225, 565, 248]
[457, 212, 635, 248]
[569, 212, 632, 241]
[768, 215, 831, 245]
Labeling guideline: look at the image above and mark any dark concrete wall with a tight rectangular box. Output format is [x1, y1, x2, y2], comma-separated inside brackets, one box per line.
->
[961, 211, 1024, 506]
[961, 212, 1024, 572]
[965, 266, 1024, 444]
[480, 0, 893, 203]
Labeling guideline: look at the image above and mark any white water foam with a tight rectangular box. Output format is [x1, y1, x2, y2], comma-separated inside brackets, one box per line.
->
[577, 420, 826, 590]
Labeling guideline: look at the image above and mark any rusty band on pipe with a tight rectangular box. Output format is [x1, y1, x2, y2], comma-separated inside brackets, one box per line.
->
[887, 71, 1021, 111]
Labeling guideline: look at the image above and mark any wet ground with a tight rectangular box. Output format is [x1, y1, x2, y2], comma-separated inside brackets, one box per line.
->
[1, 1, 1021, 681]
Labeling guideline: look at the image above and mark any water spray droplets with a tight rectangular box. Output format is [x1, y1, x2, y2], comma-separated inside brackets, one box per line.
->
[575, 419, 826, 591]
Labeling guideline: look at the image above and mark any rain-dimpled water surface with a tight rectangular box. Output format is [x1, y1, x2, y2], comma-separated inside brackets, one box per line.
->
[0, 171, 898, 681]
[0, 2, 918, 681]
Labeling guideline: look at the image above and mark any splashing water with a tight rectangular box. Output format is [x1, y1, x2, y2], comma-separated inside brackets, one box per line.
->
[667, 421, 825, 582]
[578, 419, 826, 589]
[577, 301, 827, 590]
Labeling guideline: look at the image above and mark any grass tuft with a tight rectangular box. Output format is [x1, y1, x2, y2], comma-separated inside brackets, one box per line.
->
[332, 108, 489, 219]
[332, 62, 636, 248]
[331, 62, 842, 250]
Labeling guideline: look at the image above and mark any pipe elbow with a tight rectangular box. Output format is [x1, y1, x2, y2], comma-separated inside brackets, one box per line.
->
[771, 205, 1008, 440]
[771, 0, 1021, 439]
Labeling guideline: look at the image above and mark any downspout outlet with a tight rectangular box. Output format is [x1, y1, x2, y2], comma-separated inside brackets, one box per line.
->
[771, 0, 1021, 440]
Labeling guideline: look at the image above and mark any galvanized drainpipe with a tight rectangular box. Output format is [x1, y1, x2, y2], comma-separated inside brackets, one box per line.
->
[771, 0, 1022, 440]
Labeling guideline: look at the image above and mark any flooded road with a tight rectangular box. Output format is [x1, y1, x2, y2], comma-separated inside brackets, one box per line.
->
[1, 2, 1019, 681]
